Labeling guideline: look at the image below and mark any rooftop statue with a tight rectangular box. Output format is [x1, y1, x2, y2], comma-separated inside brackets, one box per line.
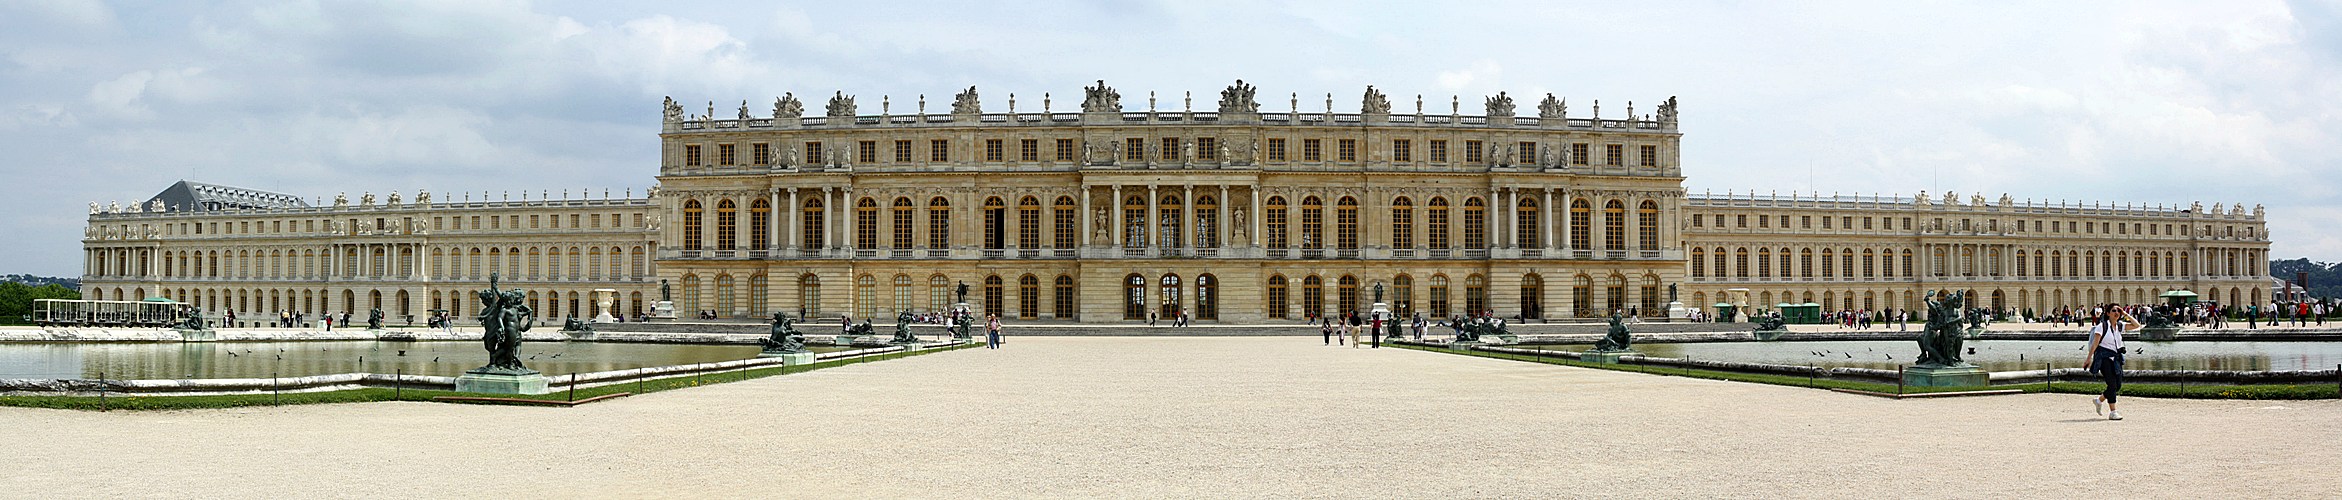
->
[334, 192, 349, 207]
[1915, 290, 1971, 368]
[1484, 91, 1515, 117]
[360, 192, 375, 207]
[737, 100, 751, 121]
[951, 86, 981, 114]
[773, 93, 804, 119]
[825, 91, 857, 117]
[386, 191, 402, 205]
[1361, 85, 1391, 115]
[1082, 80, 1121, 113]
[1217, 79, 1259, 113]
[416, 189, 431, 205]
[1657, 95, 1679, 122]
[663, 96, 683, 123]
[1538, 93, 1566, 119]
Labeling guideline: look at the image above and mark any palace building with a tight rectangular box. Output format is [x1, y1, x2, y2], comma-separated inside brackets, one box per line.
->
[78, 80, 2274, 324]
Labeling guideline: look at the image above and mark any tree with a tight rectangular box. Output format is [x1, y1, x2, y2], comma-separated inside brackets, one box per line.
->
[0, 282, 81, 324]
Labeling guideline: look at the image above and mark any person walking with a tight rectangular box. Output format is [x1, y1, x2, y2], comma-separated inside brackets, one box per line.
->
[1322, 321, 1332, 346]
[1348, 315, 1361, 349]
[985, 314, 1002, 349]
[2085, 305, 2141, 421]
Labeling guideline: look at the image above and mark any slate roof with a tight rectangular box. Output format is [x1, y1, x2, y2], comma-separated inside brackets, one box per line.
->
[144, 180, 309, 212]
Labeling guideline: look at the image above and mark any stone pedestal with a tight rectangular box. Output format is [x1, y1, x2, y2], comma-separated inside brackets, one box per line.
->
[757, 351, 817, 366]
[648, 300, 676, 321]
[591, 288, 619, 323]
[175, 328, 217, 342]
[455, 370, 551, 395]
[1666, 301, 1692, 319]
[2139, 327, 2180, 341]
[1902, 365, 1988, 388]
[1752, 329, 1785, 341]
[1580, 350, 1637, 364]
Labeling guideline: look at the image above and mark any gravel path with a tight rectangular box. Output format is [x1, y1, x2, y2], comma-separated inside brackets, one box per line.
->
[4, 337, 2336, 498]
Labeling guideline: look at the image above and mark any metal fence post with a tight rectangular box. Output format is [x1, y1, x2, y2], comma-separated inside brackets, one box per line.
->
[568, 373, 577, 402]
[1896, 366, 1906, 396]
[98, 370, 107, 412]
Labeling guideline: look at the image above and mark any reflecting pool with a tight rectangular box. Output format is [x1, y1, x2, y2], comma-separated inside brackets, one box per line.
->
[0, 341, 857, 380]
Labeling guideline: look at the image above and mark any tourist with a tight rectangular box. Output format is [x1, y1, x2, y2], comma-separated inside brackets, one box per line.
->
[2085, 305, 2139, 421]
[1322, 320, 1332, 346]
[1348, 314, 1362, 348]
[986, 314, 1001, 349]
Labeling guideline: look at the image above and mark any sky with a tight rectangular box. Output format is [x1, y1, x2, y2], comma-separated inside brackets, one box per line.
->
[3, 0, 2340, 277]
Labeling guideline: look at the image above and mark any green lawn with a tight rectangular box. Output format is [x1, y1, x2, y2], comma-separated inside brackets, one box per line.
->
[1393, 343, 2339, 400]
[0, 342, 977, 411]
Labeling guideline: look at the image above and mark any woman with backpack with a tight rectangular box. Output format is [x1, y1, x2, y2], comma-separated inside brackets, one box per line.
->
[2085, 305, 2141, 421]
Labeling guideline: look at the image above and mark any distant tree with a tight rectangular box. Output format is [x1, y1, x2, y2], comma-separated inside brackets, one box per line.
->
[0, 282, 80, 324]
[2269, 258, 2342, 298]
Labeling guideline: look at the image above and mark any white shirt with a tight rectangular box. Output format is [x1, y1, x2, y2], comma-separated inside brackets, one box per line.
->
[2090, 322, 2124, 351]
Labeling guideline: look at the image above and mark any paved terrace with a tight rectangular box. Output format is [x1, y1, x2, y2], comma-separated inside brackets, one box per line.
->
[4, 337, 2336, 498]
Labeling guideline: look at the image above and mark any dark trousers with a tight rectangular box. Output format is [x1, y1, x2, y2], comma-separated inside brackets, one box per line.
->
[2091, 347, 2124, 404]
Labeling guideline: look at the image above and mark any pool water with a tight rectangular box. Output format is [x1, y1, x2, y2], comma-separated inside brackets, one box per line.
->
[0, 341, 856, 380]
[1518, 340, 2342, 372]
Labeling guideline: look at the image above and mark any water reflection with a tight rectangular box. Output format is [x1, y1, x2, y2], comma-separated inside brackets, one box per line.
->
[0, 341, 856, 380]
[1522, 340, 2342, 372]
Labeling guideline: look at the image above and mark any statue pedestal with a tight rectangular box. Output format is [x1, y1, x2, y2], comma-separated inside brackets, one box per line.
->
[455, 370, 551, 395]
[2139, 327, 2180, 341]
[1580, 350, 1637, 364]
[591, 289, 618, 323]
[1902, 365, 1988, 388]
[1752, 329, 1786, 341]
[175, 328, 217, 342]
[836, 335, 878, 346]
[648, 300, 676, 321]
[1666, 301, 1692, 319]
[757, 351, 817, 366]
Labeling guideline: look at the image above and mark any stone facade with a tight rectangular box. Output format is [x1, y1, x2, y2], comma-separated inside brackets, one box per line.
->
[80, 193, 659, 326]
[653, 83, 1687, 323]
[1681, 191, 2272, 316]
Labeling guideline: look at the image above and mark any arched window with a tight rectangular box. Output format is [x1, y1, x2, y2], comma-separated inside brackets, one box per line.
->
[1521, 273, 1544, 319]
[855, 198, 878, 249]
[1640, 275, 1661, 316]
[1462, 197, 1486, 249]
[797, 274, 822, 317]
[1337, 275, 1359, 316]
[1053, 275, 1076, 319]
[1823, 248, 1838, 277]
[1336, 196, 1359, 251]
[1266, 196, 1290, 249]
[856, 274, 878, 318]
[1516, 197, 1539, 248]
[1691, 247, 1707, 277]
[1196, 195, 1220, 250]
[1430, 274, 1451, 318]
[1427, 197, 1451, 249]
[715, 274, 737, 317]
[893, 274, 914, 313]
[1302, 275, 1325, 320]
[1604, 275, 1626, 314]
[1018, 274, 1040, 319]
[1017, 196, 1040, 250]
[1863, 249, 1876, 278]
[1301, 196, 1325, 249]
[1195, 274, 1219, 320]
[928, 275, 951, 313]
[1267, 275, 1289, 319]
[1053, 196, 1077, 250]
[1569, 199, 1592, 249]
[1391, 196, 1415, 250]
[1124, 274, 1147, 320]
[717, 199, 738, 250]
[1603, 200, 1626, 250]
[985, 196, 1008, 250]
[1637, 200, 1660, 250]
[1121, 195, 1147, 249]
[1161, 274, 1184, 318]
[983, 275, 1004, 318]
[1465, 274, 1488, 316]
[1160, 194, 1185, 250]
[892, 197, 915, 249]
[680, 274, 702, 314]
[682, 199, 704, 250]
[801, 198, 826, 249]
[750, 198, 771, 250]
[1393, 274, 1415, 317]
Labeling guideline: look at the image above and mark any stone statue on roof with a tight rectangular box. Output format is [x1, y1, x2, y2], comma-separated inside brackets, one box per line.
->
[417, 189, 431, 205]
[662, 96, 683, 123]
[951, 86, 981, 114]
[825, 91, 857, 117]
[1657, 96, 1679, 123]
[1484, 91, 1515, 117]
[737, 100, 751, 121]
[1218, 79, 1259, 113]
[1082, 80, 1121, 113]
[361, 192, 376, 207]
[1538, 93, 1565, 119]
[773, 93, 803, 119]
[334, 193, 349, 207]
[1361, 86, 1391, 115]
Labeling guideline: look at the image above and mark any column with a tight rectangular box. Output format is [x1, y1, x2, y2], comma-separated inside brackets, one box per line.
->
[1080, 187, 1093, 248]
[1250, 186, 1264, 249]
[770, 188, 783, 251]
[1505, 188, 1519, 248]
[1542, 189, 1556, 250]
[786, 188, 800, 250]
[1111, 185, 1124, 247]
[1216, 185, 1230, 250]
[1146, 185, 1160, 250]
[1182, 185, 1195, 251]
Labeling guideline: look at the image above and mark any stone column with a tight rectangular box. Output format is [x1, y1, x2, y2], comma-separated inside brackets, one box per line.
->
[770, 188, 783, 251]
[1080, 186, 1094, 247]
[786, 188, 800, 251]
[1542, 189, 1556, 250]
[1112, 185, 1124, 247]
[1147, 185, 1160, 250]
[1250, 186, 1263, 248]
[1216, 185, 1230, 249]
[1182, 185, 1194, 251]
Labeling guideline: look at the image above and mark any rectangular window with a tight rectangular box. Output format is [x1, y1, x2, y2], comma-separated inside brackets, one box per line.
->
[986, 139, 1005, 162]
[1842, 217, 1852, 230]
[1903, 217, 1912, 230]
[1822, 216, 1832, 229]
[1801, 216, 1812, 229]
[804, 142, 823, 165]
[1692, 214, 1704, 227]
[1055, 138, 1076, 161]
[1571, 143, 1589, 165]
[1757, 215, 1769, 228]
[529, 215, 540, 229]
[718, 143, 737, 165]
[1020, 139, 1039, 161]
[1161, 137, 1180, 161]
[929, 139, 949, 162]
[894, 140, 913, 162]
[1125, 138, 1146, 162]
[1863, 217, 1874, 230]
[1303, 139, 1323, 162]
[1267, 138, 1288, 161]
[858, 140, 877, 163]
[684, 144, 701, 166]
[1196, 137, 1216, 160]
[590, 214, 601, 228]
[1518, 141, 1536, 163]
[1604, 144, 1623, 165]
[1736, 215, 1747, 228]
[1337, 139, 1357, 162]
[1639, 145, 1658, 166]
[1465, 140, 1485, 163]
[1393, 139, 1412, 162]
[1429, 139, 1448, 162]
[752, 143, 771, 165]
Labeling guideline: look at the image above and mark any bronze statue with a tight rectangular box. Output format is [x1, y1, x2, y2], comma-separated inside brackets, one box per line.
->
[1754, 312, 1787, 332]
[470, 273, 537, 375]
[179, 306, 207, 330]
[1593, 311, 1634, 352]
[367, 308, 384, 330]
[950, 309, 973, 339]
[760, 311, 807, 353]
[659, 279, 672, 302]
[955, 281, 970, 304]
[892, 310, 918, 344]
[562, 316, 592, 333]
[1915, 290, 1971, 368]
